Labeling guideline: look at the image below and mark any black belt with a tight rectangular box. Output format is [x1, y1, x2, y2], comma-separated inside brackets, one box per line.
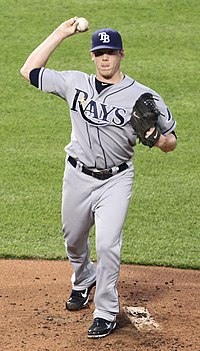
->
[68, 156, 128, 180]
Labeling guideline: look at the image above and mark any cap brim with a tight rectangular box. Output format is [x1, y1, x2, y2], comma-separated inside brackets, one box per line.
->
[90, 45, 122, 52]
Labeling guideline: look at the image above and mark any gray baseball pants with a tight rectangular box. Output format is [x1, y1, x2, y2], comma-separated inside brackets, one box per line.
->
[62, 159, 134, 322]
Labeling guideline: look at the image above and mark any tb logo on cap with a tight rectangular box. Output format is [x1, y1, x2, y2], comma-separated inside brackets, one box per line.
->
[98, 32, 110, 43]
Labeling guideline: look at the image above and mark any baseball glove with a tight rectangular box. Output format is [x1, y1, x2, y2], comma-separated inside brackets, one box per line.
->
[130, 93, 161, 148]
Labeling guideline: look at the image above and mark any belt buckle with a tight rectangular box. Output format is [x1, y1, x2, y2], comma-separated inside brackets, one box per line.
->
[91, 169, 112, 180]
[94, 172, 104, 180]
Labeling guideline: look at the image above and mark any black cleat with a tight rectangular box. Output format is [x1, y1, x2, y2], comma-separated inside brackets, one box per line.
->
[88, 317, 116, 338]
[66, 281, 96, 311]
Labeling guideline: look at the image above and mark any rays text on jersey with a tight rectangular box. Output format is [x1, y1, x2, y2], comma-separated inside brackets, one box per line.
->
[71, 88, 127, 126]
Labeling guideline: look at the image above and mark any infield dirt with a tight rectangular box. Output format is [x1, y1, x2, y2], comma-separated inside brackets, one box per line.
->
[0, 260, 199, 350]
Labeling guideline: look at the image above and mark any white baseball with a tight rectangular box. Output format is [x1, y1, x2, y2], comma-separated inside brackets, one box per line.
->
[76, 17, 89, 32]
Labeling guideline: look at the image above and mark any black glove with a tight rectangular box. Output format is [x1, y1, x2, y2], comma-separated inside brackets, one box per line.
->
[130, 93, 161, 148]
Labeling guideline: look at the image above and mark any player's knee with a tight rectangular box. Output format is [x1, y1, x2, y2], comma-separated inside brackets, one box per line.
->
[96, 241, 121, 260]
[62, 226, 77, 247]
[66, 243, 79, 255]
[62, 225, 88, 255]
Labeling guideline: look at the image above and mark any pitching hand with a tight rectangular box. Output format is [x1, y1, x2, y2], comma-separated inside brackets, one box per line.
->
[54, 17, 80, 39]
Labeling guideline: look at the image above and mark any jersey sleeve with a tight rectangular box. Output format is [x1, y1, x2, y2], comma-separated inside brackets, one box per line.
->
[153, 94, 176, 135]
[30, 67, 74, 100]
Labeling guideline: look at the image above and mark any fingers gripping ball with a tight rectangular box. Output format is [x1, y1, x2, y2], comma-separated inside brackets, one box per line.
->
[130, 93, 161, 148]
[76, 17, 89, 32]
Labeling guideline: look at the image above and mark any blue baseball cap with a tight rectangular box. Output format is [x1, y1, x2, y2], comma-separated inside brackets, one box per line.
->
[90, 28, 123, 52]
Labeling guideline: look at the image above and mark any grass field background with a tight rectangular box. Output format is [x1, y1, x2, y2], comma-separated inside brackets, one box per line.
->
[1, 0, 199, 269]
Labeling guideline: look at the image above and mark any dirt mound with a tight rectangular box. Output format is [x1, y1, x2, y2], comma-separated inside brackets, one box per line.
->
[0, 260, 199, 350]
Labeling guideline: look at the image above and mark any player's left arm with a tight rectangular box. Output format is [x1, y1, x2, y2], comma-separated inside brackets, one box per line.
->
[154, 131, 177, 153]
[152, 95, 177, 153]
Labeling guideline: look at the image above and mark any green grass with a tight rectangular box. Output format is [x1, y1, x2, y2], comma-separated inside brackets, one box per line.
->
[1, 0, 199, 268]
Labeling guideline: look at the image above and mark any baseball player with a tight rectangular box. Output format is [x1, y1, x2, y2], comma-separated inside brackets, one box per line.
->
[20, 17, 177, 338]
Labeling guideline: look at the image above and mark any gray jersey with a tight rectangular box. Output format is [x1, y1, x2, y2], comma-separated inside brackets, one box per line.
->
[37, 68, 176, 169]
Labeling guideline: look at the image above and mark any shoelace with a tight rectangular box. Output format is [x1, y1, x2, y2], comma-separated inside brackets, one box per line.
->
[92, 318, 105, 326]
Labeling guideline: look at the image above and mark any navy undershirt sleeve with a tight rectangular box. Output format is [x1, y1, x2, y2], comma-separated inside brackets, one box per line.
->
[29, 68, 41, 88]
